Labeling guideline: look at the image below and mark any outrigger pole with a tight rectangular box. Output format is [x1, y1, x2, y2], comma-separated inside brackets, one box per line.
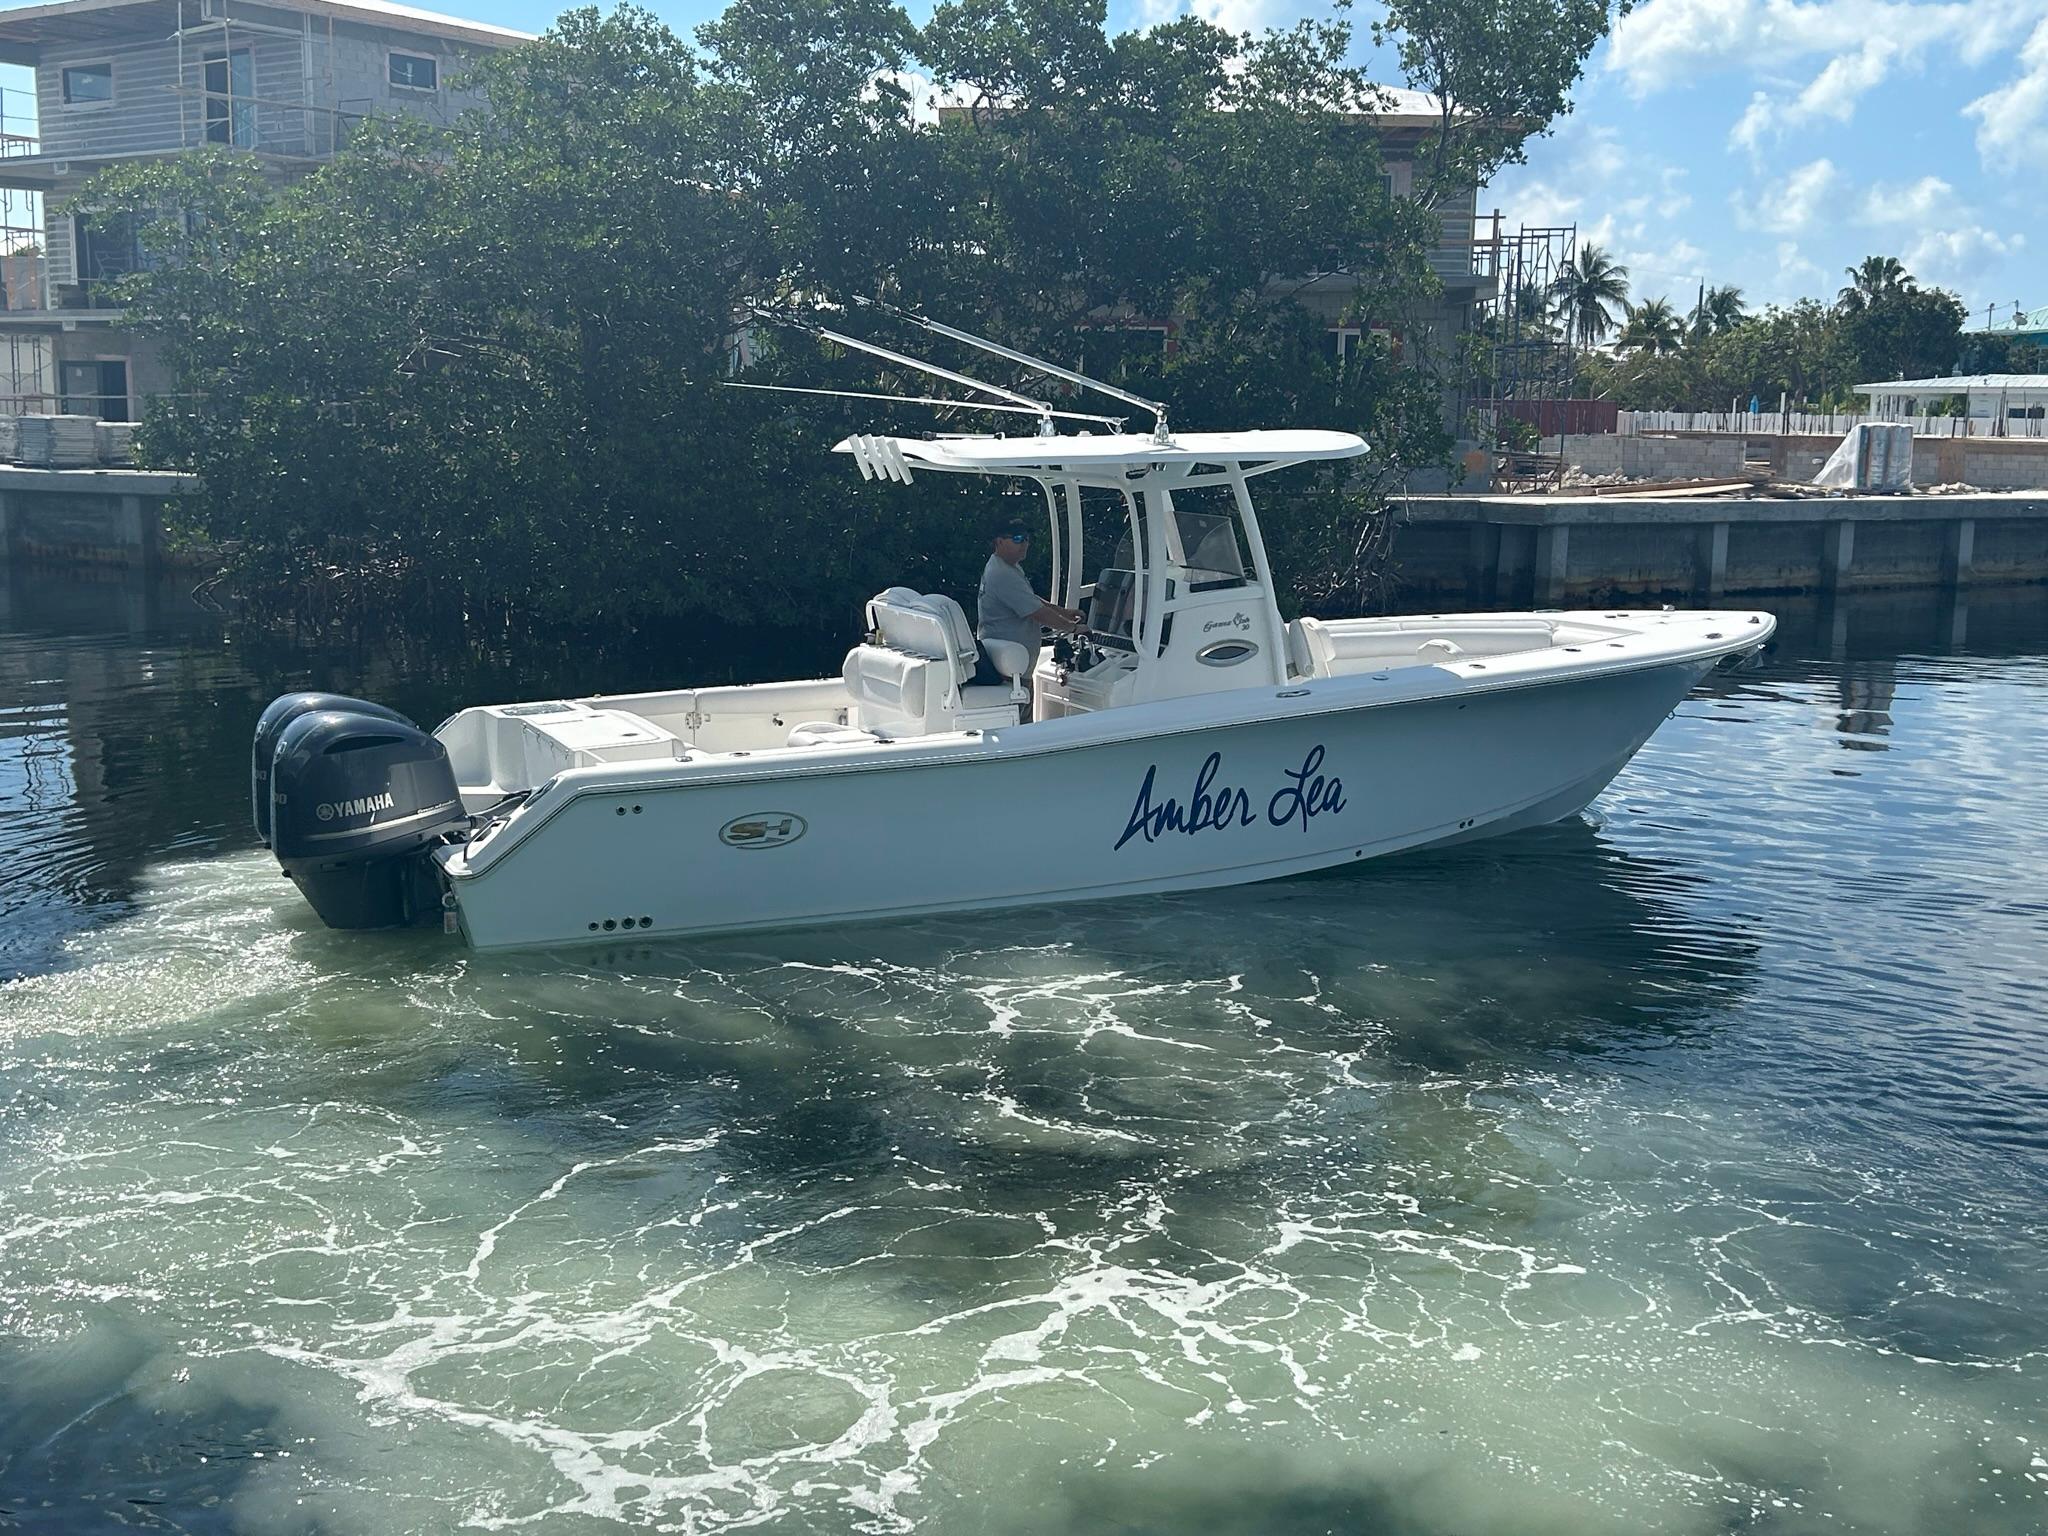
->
[854, 296, 1173, 446]
[743, 301, 1172, 442]
[718, 381, 1124, 430]
[753, 307, 1081, 436]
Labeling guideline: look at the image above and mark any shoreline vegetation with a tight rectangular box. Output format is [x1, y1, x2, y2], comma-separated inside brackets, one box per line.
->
[73, 0, 1627, 636]
[1534, 248, 2037, 437]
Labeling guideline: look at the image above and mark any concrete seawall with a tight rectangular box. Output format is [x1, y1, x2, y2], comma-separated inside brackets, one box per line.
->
[6, 466, 2046, 613]
[1395, 492, 2048, 606]
[0, 467, 198, 569]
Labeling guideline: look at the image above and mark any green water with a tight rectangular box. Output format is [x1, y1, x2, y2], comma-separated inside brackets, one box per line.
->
[3, 574, 2046, 1533]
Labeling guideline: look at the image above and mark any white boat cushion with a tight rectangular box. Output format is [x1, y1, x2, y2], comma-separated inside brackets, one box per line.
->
[865, 588, 980, 685]
[842, 644, 949, 735]
[981, 637, 1033, 682]
[786, 721, 879, 748]
[1286, 617, 1336, 679]
[919, 592, 981, 680]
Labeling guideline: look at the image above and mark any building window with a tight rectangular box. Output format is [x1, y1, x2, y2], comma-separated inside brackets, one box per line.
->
[203, 50, 255, 147]
[61, 62, 114, 107]
[60, 359, 129, 421]
[1326, 326, 1396, 363]
[389, 52, 438, 91]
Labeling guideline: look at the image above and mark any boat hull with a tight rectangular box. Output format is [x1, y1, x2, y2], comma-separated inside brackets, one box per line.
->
[444, 655, 1716, 950]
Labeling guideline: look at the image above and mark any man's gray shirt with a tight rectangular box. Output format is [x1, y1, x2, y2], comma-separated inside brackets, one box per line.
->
[978, 553, 1045, 654]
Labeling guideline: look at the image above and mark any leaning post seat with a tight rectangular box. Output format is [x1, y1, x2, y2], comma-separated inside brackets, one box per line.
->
[823, 588, 1025, 739]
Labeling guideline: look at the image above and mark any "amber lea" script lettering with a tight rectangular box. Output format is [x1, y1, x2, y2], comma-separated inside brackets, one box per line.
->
[1114, 746, 1346, 851]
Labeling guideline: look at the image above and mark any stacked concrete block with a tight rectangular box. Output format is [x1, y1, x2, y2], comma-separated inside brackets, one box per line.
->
[15, 415, 101, 468]
[94, 422, 138, 466]
[1560, 434, 1747, 481]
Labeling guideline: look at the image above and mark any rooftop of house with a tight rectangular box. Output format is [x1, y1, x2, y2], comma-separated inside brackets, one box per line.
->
[1856, 374, 2048, 397]
[0, 0, 533, 64]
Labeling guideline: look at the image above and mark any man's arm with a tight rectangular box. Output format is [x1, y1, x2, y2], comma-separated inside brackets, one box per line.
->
[1029, 600, 1086, 632]
[989, 560, 1082, 632]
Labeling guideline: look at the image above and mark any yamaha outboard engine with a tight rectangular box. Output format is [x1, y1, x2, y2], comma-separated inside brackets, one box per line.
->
[252, 692, 414, 847]
[255, 694, 468, 930]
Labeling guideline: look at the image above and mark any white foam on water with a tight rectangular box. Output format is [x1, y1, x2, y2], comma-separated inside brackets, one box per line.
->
[3, 777, 2047, 1536]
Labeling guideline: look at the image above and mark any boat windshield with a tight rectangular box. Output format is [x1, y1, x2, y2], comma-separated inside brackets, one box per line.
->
[1087, 524, 1140, 651]
[1079, 493, 1255, 650]
[1174, 507, 1249, 590]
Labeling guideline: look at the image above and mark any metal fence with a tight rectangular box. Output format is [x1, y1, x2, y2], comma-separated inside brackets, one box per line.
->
[1617, 410, 2048, 440]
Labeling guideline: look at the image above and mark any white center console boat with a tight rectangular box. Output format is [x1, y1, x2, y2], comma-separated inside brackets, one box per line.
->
[251, 319, 1774, 949]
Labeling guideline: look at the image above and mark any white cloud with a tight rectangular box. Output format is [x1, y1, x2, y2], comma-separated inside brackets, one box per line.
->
[1187, 0, 1291, 33]
[1616, 237, 1708, 303]
[1964, 15, 2048, 168]
[1493, 124, 1692, 237]
[1791, 37, 1899, 121]
[1613, 0, 2048, 169]
[1776, 242, 1826, 289]
[1745, 158, 1841, 234]
[1730, 91, 1776, 151]
[1905, 227, 2027, 288]
[1841, 175, 2027, 288]
[1607, 0, 1763, 97]
[1858, 174, 1961, 226]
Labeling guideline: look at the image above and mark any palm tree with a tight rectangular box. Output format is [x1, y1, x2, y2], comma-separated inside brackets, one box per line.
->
[1838, 256, 1913, 315]
[1507, 281, 1561, 340]
[1617, 296, 1685, 356]
[1695, 284, 1746, 337]
[1550, 244, 1630, 351]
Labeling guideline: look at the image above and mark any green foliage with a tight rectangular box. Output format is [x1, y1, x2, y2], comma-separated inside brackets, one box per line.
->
[1550, 242, 1627, 350]
[1839, 284, 1967, 385]
[1375, 0, 1627, 198]
[1693, 283, 1745, 338]
[1615, 295, 1684, 356]
[1574, 256, 1967, 412]
[74, 0, 1623, 631]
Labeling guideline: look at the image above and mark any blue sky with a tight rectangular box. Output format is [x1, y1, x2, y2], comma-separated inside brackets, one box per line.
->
[7, 0, 2037, 323]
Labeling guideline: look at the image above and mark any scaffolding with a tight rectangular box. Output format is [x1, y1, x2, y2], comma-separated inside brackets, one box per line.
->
[1463, 219, 1578, 490]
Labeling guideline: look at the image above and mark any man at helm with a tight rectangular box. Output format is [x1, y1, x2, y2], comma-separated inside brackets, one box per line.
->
[978, 518, 1085, 676]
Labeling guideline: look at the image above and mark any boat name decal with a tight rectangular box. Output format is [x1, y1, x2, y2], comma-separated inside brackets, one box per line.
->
[720, 812, 808, 850]
[316, 790, 395, 822]
[1203, 613, 1252, 633]
[1115, 746, 1345, 851]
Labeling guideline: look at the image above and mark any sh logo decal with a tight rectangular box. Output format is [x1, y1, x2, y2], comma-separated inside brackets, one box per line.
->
[720, 812, 808, 849]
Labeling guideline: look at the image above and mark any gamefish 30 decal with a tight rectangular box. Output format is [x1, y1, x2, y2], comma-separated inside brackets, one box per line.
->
[1115, 746, 1345, 851]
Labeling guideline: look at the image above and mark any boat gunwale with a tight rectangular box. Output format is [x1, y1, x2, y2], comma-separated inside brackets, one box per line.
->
[441, 609, 1774, 884]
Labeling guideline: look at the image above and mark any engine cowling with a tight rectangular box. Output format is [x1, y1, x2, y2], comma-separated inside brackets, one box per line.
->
[252, 691, 414, 846]
[266, 705, 467, 930]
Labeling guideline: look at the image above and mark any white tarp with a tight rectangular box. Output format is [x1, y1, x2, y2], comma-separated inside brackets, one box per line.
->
[1814, 422, 1914, 491]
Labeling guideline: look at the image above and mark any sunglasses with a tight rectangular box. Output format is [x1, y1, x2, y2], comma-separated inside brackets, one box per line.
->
[1000, 531, 1031, 543]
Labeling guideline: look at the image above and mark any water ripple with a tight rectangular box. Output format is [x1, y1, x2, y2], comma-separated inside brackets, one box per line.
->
[3, 591, 2048, 1532]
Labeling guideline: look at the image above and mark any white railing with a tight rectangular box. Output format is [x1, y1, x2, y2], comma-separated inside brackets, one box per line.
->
[1616, 410, 2048, 440]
